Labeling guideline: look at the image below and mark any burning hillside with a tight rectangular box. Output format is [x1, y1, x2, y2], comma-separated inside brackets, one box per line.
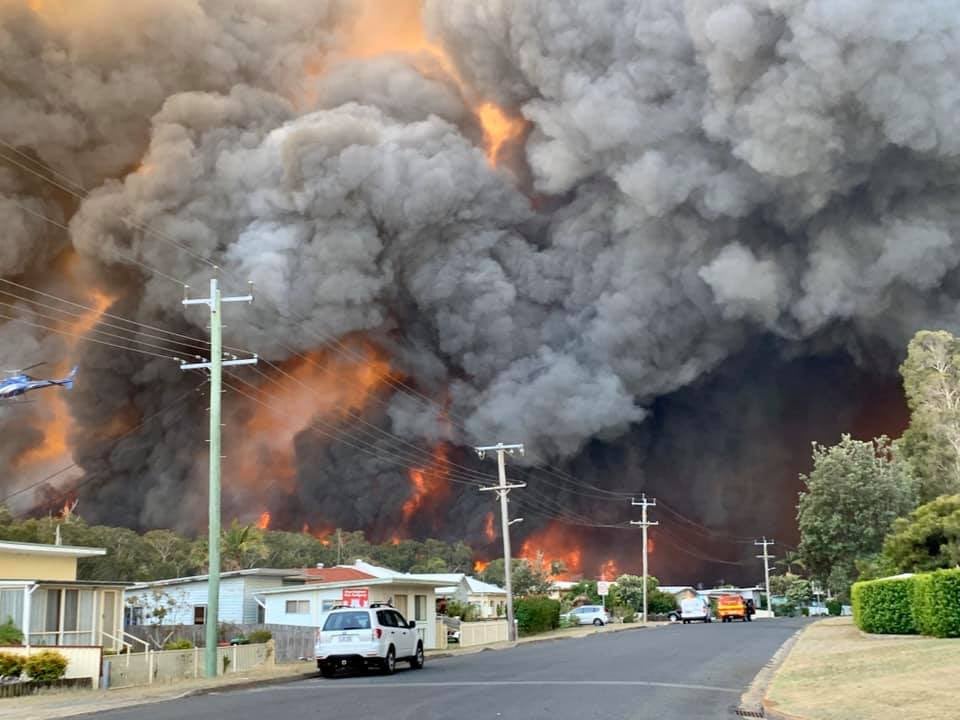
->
[0, 0, 951, 582]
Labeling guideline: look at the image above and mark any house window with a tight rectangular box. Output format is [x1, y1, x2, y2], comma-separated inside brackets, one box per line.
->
[285, 600, 310, 614]
[62, 589, 95, 644]
[125, 606, 144, 626]
[414, 595, 427, 622]
[193, 605, 206, 625]
[0, 589, 23, 630]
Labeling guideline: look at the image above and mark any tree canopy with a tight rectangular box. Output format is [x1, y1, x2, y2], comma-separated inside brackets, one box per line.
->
[0, 507, 479, 581]
[881, 494, 960, 573]
[797, 435, 916, 595]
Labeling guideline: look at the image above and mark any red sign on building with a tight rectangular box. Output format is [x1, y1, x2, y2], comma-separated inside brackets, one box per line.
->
[342, 588, 370, 608]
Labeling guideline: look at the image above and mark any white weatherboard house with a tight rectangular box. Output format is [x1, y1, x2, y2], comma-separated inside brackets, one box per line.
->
[431, 575, 507, 618]
[125, 569, 303, 626]
[256, 561, 450, 649]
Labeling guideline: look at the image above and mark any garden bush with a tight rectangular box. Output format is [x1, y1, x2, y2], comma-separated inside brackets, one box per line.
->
[0, 619, 23, 646]
[910, 574, 934, 636]
[515, 597, 560, 635]
[852, 576, 916, 634]
[826, 599, 842, 616]
[924, 568, 960, 638]
[163, 639, 193, 650]
[0, 652, 24, 678]
[247, 629, 273, 644]
[23, 651, 68, 682]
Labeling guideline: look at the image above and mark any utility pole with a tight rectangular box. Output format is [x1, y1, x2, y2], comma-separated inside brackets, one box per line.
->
[476, 442, 525, 642]
[755, 537, 775, 613]
[630, 494, 658, 625]
[181, 278, 257, 678]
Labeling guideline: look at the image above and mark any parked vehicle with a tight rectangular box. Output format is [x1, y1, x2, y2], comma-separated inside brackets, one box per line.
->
[679, 597, 712, 624]
[315, 603, 424, 677]
[717, 594, 748, 622]
[563, 605, 612, 626]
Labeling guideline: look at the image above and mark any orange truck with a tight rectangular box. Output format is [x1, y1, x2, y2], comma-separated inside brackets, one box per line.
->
[716, 594, 748, 623]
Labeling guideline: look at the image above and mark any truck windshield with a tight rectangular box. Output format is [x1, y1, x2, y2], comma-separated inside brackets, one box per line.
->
[323, 612, 370, 631]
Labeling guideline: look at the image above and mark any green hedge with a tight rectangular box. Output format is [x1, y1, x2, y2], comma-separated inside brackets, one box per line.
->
[923, 569, 960, 638]
[852, 576, 916, 634]
[515, 597, 560, 635]
[853, 568, 960, 637]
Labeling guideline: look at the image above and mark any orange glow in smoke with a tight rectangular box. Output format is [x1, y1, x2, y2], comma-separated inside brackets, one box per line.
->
[484, 511, 496, 542]
[599, 559, 619, 581]
[401, 443, 452, 525]
[15, 281, 115, 469]
[229, 340, 393, 494]
[519, 522, 583, 580]
[474, 560, 489, 574]
[333, 0, 526, 166]
[256, 511, 271, 530]
[647, 538, 655, 555]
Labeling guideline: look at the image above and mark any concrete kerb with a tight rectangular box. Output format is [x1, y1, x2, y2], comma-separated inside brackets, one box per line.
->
[735, 623, 807, 720]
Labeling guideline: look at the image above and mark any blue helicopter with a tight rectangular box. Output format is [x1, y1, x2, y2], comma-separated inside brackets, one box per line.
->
[0, 363, 78, 403]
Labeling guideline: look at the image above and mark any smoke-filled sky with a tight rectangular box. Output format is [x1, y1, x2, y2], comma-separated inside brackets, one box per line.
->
[0, 0, 956, 581]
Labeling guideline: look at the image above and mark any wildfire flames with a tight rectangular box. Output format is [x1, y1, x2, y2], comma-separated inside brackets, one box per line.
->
[473, 559, 489, 574]
[334, 0, 526, 166]
[519, 522, 583, 580]
[599, 559, 619, 581]
[14, 254, 115, 471]
[227, 340, 392, 499]
[483, 511, 495, 542]
[401, 443, 452, 529]
[256, 511, 271, 530]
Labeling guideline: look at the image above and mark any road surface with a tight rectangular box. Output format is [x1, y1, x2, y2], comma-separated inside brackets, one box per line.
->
[83, 618, 806, 720]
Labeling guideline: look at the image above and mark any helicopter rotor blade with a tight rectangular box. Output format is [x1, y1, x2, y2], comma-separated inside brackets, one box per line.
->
[19, 362, 47, 373]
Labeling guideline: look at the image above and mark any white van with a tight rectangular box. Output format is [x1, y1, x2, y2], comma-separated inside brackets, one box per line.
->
[679, 597, 712, 624]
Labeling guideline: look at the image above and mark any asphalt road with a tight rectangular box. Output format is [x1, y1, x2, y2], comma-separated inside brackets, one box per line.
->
[83, 618, 806, 720]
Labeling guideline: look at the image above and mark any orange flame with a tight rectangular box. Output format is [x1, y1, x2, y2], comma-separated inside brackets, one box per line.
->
[333, 0, 526, 166]
[484, 511, 496, 542]
[474, 560, 489, 574]
[647, 538, 655, 555]
[519, 522, 583, 579]
[15, 276, 115, 469]
[401, 443, 452, 525]
[256, 511, 271, 530]
[227, 340, 392, 495]
[599, 559, 619, 581]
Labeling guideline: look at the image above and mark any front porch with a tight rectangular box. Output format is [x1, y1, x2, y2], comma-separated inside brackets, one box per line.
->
[0, 580, 128, 649]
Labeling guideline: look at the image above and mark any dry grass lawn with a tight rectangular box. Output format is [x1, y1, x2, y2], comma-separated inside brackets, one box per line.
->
[766, 617, 960, 720]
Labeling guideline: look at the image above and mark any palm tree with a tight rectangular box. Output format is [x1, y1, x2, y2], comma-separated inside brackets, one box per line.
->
[220, 520, 268, 571]
[775, 550, 807, 576]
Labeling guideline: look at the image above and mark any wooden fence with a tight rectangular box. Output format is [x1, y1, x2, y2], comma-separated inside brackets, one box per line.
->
[125, 623, 316, 663]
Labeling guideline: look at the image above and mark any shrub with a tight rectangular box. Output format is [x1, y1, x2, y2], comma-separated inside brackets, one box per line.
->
[23, 651, 68, 682]
[0, 618, 23, 646]
[0, 652, 25, 678]
[445, 601, 478, 622]
[852, 576, 916, 634]
[163, 639, 193, 650]
[924, 568, 960, 638]
[621, 610, 636, 623]
[910, 574, 935, 636]
[647, 589, 678, 614]
[247, 629, 272, 644]
[826, 599, 842, 616]
[773, 602, 796, 617]
[515, 597, 560, 635]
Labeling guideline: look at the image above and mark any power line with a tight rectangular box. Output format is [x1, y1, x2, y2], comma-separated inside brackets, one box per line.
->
[0, 308, 182, 362]
[1, 195, 186, 286]
[1, 378, 206, 506]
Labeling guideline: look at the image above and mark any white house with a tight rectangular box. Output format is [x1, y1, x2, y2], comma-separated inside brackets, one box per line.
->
[432, 575, 507, 618]
[256, 561, 450, 649]
[125, 568, 303, 626]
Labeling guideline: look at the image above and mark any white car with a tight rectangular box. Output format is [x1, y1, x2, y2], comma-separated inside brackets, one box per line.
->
[563, 605, 612, 626]
[315, 604, 424, 677]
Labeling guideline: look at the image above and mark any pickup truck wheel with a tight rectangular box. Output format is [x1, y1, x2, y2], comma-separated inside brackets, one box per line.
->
[410, 643, 424, 669]
[319, 663, 336, 679]
[381, 647, 396, 675]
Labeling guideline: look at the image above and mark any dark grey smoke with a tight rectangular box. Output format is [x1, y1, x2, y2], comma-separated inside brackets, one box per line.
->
[0, 1, 957, 578]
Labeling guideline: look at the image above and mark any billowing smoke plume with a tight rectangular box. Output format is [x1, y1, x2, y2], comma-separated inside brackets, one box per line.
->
[2, 0, 958, 580]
